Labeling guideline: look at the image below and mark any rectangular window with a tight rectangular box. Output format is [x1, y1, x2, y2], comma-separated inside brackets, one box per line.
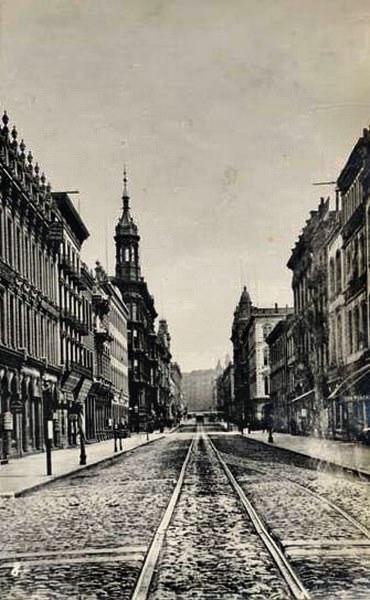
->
[16, 227, 21, 273]
[26, 306, 31, 353]
[348, 310, 353, 355]
[18, 300, 23, 348]
[0, 209, 3, 258]
[7, 218, 13, 265]
[24, 236, 29, 278]
[9, 294, 15, 347]
[32, 243, 36, 284]
[39, 250, 43, 291]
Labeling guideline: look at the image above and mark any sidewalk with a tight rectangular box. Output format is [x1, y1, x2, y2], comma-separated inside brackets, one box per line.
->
[244, 430, 370, 477]
[0, 431, 171, 497]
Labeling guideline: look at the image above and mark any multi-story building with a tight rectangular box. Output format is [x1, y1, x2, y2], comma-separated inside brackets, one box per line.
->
[109, 277, 129, 427]
[216, 360, 234, 425]
[157, 319, 172, 426]
[0, 111, 61, 460]
[182, 362, 222, 414]
[88, 262, 129, 440]
[231, 284, 290, 428]
[287, 197, 337, 435]
[114, 171, 158, 432]
[231, 287, 252, 427]
[245, 304, 291, 427]
[266, 314, 294, 432]
[170, 362, 183, 425]
[52, 191, 93, 448]
[327, 127, 370, 438]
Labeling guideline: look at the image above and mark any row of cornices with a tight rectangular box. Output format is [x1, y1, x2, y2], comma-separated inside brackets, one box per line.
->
[0, 110, 53, 220]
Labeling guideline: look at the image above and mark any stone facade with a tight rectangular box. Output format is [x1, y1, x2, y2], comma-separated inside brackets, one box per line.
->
[287, 198, 337, 436]
[216, 360, 234, 424]
[0, 110, 134, 460]
[266, 314, 294, 432]
[231, 285, 291, 428]
[326, 127, 370, 439]
[0, 111, 61, 460]
[170, 361, 184, 425]
[182, 363, 222, 414]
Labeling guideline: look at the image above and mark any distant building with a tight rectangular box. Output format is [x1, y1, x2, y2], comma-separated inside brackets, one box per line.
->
[231, 285, 291, 427]
[216, 360, 234, 424]
[170, 362, 183, 424]
[183, 362, 222, 413]
[266, 314, 294, 432]
[157, 319, 172, 426]
[231, 287, 251, 427]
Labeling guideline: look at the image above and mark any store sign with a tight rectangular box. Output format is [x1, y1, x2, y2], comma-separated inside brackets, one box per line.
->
[3, 412, 13, 431]
[10, 398, 23, 414]
[47, 222, 64, 242]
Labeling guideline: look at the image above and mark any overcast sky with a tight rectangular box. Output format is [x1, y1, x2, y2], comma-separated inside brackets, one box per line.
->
[1, 1, 370, 371]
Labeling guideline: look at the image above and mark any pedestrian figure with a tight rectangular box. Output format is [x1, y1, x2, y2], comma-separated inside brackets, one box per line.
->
[267, 426, 274, 444]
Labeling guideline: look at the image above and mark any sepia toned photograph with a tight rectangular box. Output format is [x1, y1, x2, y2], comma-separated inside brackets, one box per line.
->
[0, 1, 370, 598]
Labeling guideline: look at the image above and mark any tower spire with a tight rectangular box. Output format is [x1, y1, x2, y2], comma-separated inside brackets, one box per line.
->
[122, 165, 129, 210]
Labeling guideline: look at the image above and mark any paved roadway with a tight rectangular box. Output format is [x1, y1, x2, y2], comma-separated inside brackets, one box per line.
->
[1, 424, 370, 599]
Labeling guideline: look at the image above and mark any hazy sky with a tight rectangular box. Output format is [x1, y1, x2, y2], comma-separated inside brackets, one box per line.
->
[1, 0, 370, 371]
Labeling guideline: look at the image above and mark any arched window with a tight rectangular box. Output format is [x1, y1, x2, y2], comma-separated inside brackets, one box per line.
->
[124, 248, 130, 262]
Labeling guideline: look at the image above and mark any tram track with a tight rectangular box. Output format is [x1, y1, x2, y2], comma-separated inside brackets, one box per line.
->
[133, 426, 310, 599]
[212, 437, 370, 552]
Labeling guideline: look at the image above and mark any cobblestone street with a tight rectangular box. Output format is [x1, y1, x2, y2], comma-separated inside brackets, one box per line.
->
[2, 427, 370, 599]
[211, 434, 370, 599]
[0, 435, 192, 599]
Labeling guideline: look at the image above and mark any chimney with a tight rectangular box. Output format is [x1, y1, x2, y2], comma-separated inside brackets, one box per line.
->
[274, 302, 278, 312]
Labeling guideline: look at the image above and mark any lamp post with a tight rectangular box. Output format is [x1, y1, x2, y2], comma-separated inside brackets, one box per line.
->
[42, 382, 54, 476]
[113, 420, 118, 453]
[78, 403, 87, 465]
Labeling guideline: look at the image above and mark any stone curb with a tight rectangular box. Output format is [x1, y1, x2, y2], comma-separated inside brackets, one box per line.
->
[14, 433, 168, 498]
[243, 434, 370, 480]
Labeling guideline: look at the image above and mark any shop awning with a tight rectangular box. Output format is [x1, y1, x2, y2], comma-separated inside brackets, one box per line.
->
[328, 364, 370, 400]
[62, 373, 81, 394]
[76, 378, 93, 403]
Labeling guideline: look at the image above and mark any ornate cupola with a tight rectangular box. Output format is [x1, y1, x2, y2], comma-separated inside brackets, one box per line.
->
[238, 285, 252, 319]
[115, 168, 141, 283]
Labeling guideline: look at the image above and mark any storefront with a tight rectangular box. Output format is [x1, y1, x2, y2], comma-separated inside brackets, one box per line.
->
[329, 365, 370, 440]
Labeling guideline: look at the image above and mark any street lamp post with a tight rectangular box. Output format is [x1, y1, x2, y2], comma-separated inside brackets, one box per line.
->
[113, 421, 118, 453]
[42, 382, 54, 476]
[77, 402, 87, 465]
